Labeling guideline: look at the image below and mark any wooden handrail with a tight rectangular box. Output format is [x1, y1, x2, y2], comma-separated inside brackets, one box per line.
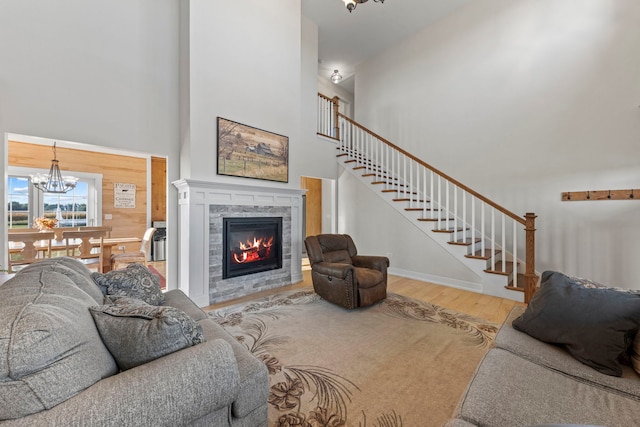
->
[338, 113, 526, 226]
[321, 92, 537, 302]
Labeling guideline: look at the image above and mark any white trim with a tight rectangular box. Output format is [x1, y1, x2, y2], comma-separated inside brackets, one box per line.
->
[388, 266, 525, 302]
[388, 267, 484, 294]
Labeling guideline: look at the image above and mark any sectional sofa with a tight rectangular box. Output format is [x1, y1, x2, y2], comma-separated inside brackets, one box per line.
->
[447, 271, 640, 427]
[0, 257, 268, 426]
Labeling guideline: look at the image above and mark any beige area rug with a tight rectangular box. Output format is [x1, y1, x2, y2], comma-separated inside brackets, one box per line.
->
[209, 288, 499, 427]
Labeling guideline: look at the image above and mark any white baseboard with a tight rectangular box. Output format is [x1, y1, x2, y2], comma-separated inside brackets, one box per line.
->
[388, 267, 484, 294]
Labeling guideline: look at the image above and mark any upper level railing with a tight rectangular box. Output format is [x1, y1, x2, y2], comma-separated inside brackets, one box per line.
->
[317, 93, 340, 141]
[318, 93, 537, 303]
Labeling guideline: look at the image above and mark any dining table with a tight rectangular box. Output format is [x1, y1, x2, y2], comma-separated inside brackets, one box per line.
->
[8, 237, 141, 273]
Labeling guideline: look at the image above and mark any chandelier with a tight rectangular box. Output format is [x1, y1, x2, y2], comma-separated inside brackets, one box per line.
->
[31, 142, 79, 193]
[342, 0, 384, 13]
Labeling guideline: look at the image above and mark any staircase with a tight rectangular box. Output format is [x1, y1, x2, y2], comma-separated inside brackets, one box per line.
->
[317, 93, 538, 303]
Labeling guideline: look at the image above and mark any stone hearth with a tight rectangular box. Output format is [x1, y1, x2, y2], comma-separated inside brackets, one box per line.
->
[173, 179, 305, 307]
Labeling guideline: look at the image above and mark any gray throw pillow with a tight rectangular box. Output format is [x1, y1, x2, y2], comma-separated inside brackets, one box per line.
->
[0, 271, 118, 420]
[632, 335, 640, 376]
[91, 263, 165, 305]
[89, 297, 205, 371]
[512, 271, 640, 377]
[19, 257, 104, 304]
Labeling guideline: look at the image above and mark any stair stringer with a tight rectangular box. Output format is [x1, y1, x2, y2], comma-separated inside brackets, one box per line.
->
[337, 158, 525, 302]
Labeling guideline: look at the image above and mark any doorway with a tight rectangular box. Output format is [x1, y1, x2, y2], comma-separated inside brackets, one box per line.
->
[5, 133, 168, 277]
[300, 175, 336, 258]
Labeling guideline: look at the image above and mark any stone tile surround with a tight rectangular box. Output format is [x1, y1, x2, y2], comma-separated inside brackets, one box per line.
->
[209, 205, 291, 304]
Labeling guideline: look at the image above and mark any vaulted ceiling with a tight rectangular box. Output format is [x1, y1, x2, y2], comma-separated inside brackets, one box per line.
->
[302, 0, 472, 93]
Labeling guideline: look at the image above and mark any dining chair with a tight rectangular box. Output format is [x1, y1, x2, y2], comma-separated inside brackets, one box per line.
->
[7, 231, 55, 272]
[110, 227, 156, 270]
[62, 229, 108, 273]
[78, 225, 112, 238]
[51, 227, 78, 241]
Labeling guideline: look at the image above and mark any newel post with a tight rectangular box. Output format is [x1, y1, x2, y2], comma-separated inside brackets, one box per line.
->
[524, 212, 537, 303]
[331, 96, 340, 140]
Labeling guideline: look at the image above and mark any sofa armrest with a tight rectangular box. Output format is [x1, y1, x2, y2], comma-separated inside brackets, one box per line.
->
[352, 255, 389, 272]
[312, 262, 354, 279]
[1, 339, 240, 427]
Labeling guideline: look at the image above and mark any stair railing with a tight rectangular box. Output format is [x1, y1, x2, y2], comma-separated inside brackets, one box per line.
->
[317, 93, 340, 141]
[318, 93, 537, 303]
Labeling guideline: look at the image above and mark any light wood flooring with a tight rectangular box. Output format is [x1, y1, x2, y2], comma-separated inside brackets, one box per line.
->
[203, 269, 525, 324]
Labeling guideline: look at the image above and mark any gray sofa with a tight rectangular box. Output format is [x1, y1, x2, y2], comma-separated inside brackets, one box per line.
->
[0, 257, 268, 426]
[448, 306, 640, 427]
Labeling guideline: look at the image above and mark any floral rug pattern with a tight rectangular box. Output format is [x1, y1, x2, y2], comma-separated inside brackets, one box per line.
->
[210, 290, 498, 427]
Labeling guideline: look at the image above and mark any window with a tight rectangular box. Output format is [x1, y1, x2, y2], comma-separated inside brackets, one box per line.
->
[7, 176, 30, 229]
[43, 181, 90, 226]
[7, 167, 102, 229]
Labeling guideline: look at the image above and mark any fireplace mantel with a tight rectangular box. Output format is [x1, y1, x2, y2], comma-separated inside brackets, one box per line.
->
[172, 179, 305, 307]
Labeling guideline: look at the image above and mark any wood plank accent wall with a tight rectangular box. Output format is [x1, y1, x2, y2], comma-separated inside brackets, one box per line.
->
[9, 140, 147, 252]
[151, 156, 167, 221]
[300, 176, 322, 238]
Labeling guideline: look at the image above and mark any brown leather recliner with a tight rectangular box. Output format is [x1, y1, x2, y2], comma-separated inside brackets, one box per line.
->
[304, 234, 389, 309]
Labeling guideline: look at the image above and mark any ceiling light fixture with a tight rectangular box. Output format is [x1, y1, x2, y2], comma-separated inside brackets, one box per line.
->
[31, 141, 79, 193]
[342, 0, 384, 13]
[330, 70, 343, 84]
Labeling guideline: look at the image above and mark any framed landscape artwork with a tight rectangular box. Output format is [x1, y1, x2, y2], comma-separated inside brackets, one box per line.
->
[217, 117, 289, 183]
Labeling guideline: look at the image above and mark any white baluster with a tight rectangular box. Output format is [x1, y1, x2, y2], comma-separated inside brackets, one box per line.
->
[453, 186, 458, 242]
[501, 215, 506, 272]
[491, 208, 496, 272]
[513, 220, 518, 288]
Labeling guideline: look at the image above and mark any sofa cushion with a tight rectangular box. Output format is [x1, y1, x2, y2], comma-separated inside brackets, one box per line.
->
[512, 271, 640, 377]
[497, 306, 640, 398]
[19, 257, 104, 304]
[0, 270, 118, 420]
[456, 348, 640, 427]
[198, 319, 269, 418]
[89, 297, 205, 370]
[91, 263, 165, 305]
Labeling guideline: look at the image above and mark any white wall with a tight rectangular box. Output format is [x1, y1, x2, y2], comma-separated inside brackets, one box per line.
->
[0, 0, 180, 285]
[338, 170, 481, 284]
[183, 1, 289, 184]
[301, 17, 341, 181]
[352, 0, 640, 288]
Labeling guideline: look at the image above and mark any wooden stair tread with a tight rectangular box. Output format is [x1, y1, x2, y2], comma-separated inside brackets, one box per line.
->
[433, 227, 469, 233]
[505, 273, 527, 292]
[418, 217, 453, 222]
[485, 261, 514, 276]
[405, 208, 435, 212]
[465, 249, 502, 260]
[449, 237, 482, 246]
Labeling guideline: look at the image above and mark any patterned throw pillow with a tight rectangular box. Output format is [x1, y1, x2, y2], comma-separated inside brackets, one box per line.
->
[91, 263, 165, 305]
[89, 297, 205, 371]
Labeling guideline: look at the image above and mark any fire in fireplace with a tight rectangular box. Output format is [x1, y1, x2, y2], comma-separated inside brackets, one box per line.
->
[222, 217, 283, 279]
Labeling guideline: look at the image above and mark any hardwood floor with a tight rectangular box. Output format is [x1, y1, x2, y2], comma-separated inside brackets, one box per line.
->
[204, 269, 525, 324]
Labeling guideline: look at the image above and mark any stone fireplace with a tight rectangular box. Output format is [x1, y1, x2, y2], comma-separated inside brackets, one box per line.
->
[173, 179, 305, 307]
